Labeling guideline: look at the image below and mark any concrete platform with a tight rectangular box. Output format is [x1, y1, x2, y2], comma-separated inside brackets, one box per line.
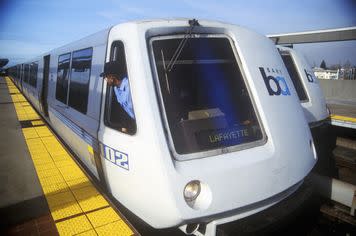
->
[0, 76, 49, 231]
[327, 99, 356, 129]
[327, 99, 356, 118]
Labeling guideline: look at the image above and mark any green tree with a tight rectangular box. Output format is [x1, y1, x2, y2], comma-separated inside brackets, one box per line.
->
[343, 60, 351, 69]
[329, 64, 341, 70]
[320, 60, 326, 69]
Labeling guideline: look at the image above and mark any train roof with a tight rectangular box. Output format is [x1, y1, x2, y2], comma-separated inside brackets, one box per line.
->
[16, 18, 250, 65]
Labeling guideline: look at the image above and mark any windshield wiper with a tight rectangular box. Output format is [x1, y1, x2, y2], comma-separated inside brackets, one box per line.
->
[166, 19, 200, 73]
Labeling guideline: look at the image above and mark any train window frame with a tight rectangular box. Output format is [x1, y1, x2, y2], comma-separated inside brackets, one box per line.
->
[67, 47, 93, 114]
[279, 50, 309, 103]
[29, 61, 38, 88]
[56, 53, 71, 105]
[149, 34, 267, 161]
[103, 41, 137, 135]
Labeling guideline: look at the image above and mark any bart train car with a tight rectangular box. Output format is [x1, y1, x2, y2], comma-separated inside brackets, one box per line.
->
[277, 46, 334, 175]
[8, 19, 317, 235]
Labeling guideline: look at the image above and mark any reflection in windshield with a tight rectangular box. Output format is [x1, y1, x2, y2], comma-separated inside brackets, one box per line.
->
[152, 36, 263, 155]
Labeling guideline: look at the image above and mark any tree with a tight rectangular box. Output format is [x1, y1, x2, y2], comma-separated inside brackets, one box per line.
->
[343, 60, 351, 69]
[329, 64, 341, 70]
[320, 60, 327, 69]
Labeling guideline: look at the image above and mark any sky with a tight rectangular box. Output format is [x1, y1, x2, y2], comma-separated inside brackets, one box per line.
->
[1, 0, 356, 68]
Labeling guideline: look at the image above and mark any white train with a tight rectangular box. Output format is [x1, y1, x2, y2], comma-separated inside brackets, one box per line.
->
[277, 46, 329, 125]
[277, 46, 333, 175]
[8, 19, 317, 235]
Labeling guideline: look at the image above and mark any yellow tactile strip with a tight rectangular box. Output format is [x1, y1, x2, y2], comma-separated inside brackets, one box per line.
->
[5, 77, 136, 236]
[331, 114, 356, 123]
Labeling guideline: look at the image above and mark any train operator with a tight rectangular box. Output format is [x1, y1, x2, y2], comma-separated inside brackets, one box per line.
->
[101, 61, 135, 120]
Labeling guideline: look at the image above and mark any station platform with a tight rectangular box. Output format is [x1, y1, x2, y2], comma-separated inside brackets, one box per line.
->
[328, 99, 356, 129]
[0, 76, 138, 236]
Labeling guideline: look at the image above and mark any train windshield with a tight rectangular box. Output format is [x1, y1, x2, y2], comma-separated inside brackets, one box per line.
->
[151, 35, 263, 155]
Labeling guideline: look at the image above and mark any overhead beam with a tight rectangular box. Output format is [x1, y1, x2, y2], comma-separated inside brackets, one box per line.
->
[267, 26, 356, 44]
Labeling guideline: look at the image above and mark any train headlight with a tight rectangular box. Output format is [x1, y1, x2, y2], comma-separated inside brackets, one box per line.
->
[184, 180, 201, 202]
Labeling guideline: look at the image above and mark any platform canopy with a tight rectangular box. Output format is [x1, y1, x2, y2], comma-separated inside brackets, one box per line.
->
[268, 26, 356, 44]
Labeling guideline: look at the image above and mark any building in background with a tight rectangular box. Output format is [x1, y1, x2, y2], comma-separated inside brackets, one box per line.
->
[338, 68, 356, 80]
[313, 67, 356, 80]
[313, 67, 339, 80]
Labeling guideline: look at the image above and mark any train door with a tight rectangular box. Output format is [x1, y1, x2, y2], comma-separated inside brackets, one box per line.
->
[98, 41, 137, 192]
[41, 55, 50, 117]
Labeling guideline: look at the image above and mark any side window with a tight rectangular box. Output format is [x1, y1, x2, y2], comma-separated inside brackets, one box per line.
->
[29, 62, 38, 88]
[104, 41, 136, 134]
[27, 64, 31, 83]
[280, 53, 308, 102]
[68, 48, 93, 114]
[24, 64, 29, 83]
[56, 53, 71, 104]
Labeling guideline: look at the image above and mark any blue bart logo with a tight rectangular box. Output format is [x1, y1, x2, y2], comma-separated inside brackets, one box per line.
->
[305, 69, 315, 83]
[259, 67, 290, 96]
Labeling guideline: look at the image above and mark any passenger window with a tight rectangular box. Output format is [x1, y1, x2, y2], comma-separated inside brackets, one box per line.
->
[104, 41, 136, 135]
[29, 62, 38, 88]
[68, 48, 93, 114]
[56, 53, 71, 104]
[24, 64, 30, 83]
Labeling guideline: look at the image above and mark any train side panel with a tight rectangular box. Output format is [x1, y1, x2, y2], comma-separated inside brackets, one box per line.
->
[46, 30, 109, 178]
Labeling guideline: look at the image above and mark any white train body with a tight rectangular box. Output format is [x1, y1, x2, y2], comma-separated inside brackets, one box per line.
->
[277, 46, 332, 177]
[277, 46, 329, 126]
[8, 19, 317, 234]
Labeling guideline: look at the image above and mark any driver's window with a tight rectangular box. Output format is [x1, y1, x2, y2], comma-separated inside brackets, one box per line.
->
[104, 41, 136, 135]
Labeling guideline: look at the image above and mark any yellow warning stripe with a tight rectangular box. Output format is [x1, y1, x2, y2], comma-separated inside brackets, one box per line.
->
[5, 77, 135, 236]
[330, 114, 356, 123]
